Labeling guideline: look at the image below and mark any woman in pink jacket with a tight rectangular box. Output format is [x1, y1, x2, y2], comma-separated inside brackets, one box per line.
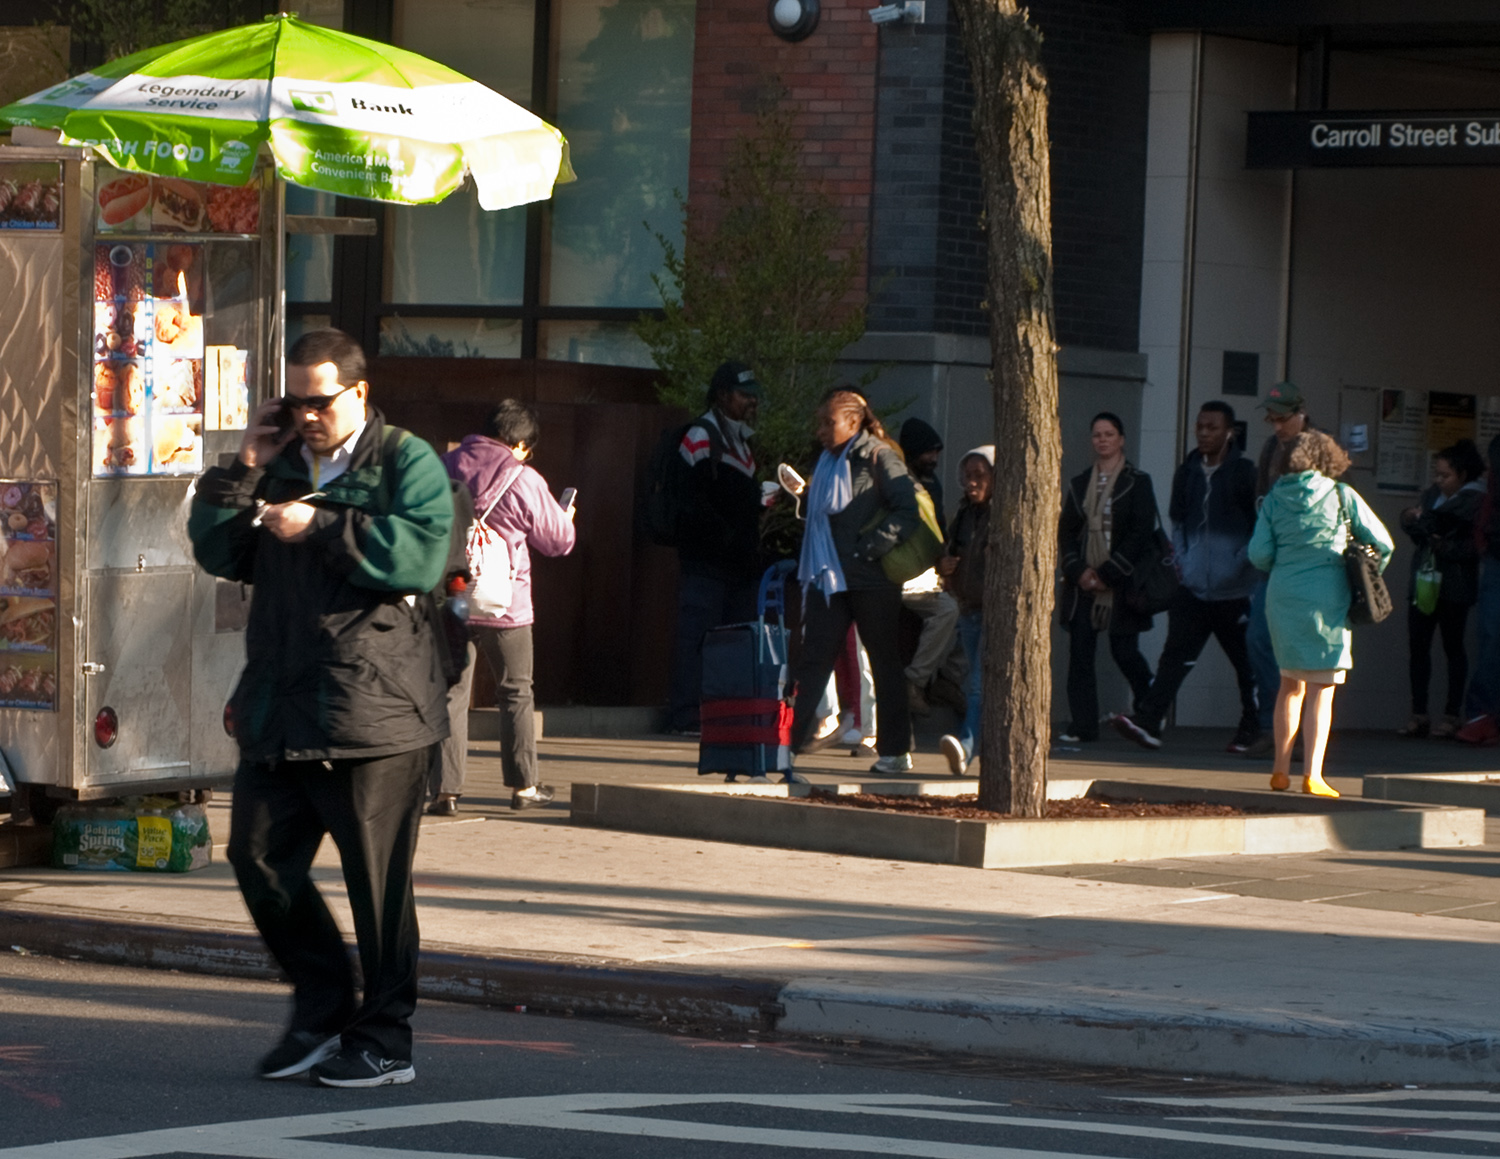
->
[433, 400, 577, 814]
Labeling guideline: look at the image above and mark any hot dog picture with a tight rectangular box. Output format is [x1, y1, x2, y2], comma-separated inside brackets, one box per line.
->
[98, 173, 151, 228]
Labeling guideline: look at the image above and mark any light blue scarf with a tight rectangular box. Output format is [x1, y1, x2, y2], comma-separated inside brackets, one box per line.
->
[799, 440, 855, 598]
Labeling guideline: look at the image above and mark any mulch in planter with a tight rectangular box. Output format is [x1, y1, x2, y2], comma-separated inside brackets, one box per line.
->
[797, 790, 1277, 822]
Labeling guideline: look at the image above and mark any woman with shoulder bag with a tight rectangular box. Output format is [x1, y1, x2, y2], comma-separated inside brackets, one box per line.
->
[1057, 413, 1160, 742]
[1249, 431, 1392, 796]
[1398, 438, 1486, 739]
[790, 389, 920, 774]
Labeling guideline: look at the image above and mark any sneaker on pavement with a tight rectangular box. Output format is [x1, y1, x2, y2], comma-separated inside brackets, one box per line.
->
[259, 1030, 341, 1080]
[1456, 713, 1500, 746]
[779, 770, 810, 784]
[510, 784, 556, 811]
[869, 753, 913, 774]
[1110, 713, 1161, 750]
[938, 734, 968, 776]
[1243, 733, 1275, 759]
[1226, 720, 1260, 754]
[312, 1048, 415, 1088]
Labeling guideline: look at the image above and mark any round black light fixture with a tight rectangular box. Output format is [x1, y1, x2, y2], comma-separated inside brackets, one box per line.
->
[768, 0, 819, 42]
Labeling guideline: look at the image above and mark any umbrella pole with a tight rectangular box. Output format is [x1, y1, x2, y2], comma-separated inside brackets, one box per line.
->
[272, 174, 286, 399]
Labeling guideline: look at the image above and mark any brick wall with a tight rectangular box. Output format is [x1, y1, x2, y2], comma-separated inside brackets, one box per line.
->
[1029, 0, 1150, 353]
[687, 0, 879, 278]
[868, 0, 1150, 350]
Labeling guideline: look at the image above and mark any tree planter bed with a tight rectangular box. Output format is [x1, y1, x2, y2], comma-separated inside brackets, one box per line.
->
[1363, 772, 1500, 814]
[569, 778, 1483, 869]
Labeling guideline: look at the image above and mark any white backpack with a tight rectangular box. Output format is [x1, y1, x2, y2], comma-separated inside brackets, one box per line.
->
[466, 471, 521, 618]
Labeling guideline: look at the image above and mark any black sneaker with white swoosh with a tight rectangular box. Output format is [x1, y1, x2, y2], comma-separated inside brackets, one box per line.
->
[312, 1048, 415, 1088]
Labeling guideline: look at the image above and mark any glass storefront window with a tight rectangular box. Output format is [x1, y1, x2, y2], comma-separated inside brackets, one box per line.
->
[546, 0, 695, 308]
[540, 320, 652, 366]
[379, 316, 523, 359]
[284, 186, 335, 304]
[387, 0, 535, 307]
[287, 315, 331, 350]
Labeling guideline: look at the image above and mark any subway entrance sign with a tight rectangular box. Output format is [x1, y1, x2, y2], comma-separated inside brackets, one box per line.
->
[1247, 110, 1500, 168]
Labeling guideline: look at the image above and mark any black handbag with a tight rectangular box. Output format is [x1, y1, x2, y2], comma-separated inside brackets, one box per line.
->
[1337, 483, 1393, 626]
[1124, 511, 1179, 616]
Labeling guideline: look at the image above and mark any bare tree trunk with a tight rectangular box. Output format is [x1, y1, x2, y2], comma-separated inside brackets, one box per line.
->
[950, 0, 1061, 816]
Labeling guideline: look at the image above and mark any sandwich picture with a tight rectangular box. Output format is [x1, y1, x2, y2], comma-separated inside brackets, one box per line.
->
[0, 539, 54, 593]
[151, 178, 204, 232]
[0, 596, 55, 648]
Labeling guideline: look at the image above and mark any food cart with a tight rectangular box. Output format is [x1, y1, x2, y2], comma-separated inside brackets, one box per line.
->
[0, 139, 281, 812]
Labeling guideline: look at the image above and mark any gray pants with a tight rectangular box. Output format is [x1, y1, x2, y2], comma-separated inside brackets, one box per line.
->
[431, 625, 537, 798]
[902, 589, 967, 687]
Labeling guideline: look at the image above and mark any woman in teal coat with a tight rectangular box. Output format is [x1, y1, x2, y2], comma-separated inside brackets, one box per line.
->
[1248, 431, 1393, 797]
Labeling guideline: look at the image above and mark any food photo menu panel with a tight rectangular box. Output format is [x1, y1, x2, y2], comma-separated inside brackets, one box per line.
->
[0, 480, 58, 711]
[92, 242, 205, 476]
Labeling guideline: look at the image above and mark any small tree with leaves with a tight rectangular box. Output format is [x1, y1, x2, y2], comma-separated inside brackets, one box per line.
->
[58, 0, 247, 63]
[635, 103, 870, 496]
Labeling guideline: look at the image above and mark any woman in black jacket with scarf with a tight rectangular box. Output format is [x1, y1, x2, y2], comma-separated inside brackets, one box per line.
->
[1057, 413, 1160, 742]
[791, 389, 920, 773]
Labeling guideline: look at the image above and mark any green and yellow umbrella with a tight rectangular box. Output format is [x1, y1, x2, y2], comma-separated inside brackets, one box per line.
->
[0, 13, 573, 210]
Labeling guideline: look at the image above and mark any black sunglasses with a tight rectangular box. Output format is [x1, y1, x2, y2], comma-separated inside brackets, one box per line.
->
[283, 383, 358, 413]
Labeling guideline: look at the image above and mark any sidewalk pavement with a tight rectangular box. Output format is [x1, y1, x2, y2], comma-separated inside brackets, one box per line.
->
[4, 727, 1500, 1086]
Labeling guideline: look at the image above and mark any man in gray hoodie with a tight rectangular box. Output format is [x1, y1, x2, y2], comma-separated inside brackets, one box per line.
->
[1113, 402, 1260, 751]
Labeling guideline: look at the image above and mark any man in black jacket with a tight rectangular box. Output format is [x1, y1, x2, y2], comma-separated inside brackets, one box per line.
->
[665, 361, 766, 734]
[1113, 402, 1261, 751]
[189, 328, 454, 1089]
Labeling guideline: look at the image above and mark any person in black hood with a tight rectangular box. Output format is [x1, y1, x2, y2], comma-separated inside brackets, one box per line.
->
[899, 418, 946, 536]
[896, 417, 966, 714]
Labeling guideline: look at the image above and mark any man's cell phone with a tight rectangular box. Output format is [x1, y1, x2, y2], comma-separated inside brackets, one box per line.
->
[559, 487, 577, 511]
[270, 398, 296, 435]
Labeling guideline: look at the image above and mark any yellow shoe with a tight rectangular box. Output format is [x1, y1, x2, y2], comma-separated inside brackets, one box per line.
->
[1269, 770, 1291, 791]
[1302, 775, 1340, 798]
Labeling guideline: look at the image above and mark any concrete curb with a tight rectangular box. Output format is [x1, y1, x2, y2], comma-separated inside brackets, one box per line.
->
[7, 905, 1500, 1084]
[0, 908, 786, 1029]
[1364, 773, 1500, 815]
[571, 779, 1486, 869]
[775, 982, 1500, 1087]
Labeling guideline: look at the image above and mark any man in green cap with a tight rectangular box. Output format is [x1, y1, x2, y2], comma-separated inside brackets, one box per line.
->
[1244, 380, 1315, 756]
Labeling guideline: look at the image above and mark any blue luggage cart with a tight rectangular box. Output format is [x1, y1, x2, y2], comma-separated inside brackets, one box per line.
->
[697, 560, 797, 780]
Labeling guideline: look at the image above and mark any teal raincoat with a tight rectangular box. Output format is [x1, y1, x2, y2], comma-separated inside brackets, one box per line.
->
[1248, 470, 1393, 672]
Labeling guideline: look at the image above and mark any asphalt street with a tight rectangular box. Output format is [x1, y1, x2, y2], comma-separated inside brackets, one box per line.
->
[2, 952, 1498, 1158]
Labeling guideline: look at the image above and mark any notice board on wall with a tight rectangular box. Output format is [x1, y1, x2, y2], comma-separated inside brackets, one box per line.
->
[1371, 388, 1495, 492]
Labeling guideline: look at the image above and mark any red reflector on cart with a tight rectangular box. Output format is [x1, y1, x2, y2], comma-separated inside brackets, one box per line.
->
[223, 702, 235, 737]
[94, 706, 118, 749]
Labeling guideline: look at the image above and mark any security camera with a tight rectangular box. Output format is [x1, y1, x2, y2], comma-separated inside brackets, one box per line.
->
[868, 1, 924, 23]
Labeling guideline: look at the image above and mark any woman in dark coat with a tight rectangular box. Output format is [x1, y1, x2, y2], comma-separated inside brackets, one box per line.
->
[790, 389, 920, 773]
[1057, 413, 1159, 742]
[1398, 438, 1486, 738]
